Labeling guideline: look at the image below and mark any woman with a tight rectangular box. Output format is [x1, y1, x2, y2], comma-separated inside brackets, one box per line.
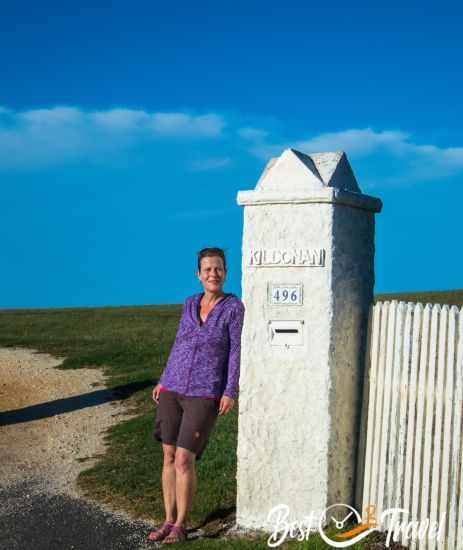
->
[149, 247, 245, 544]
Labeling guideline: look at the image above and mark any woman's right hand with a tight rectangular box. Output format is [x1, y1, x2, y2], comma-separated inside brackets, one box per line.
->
[152, 384, 162, 404]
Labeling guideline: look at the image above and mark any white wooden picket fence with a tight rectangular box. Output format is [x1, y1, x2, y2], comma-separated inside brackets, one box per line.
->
[359, 300, 463, 549]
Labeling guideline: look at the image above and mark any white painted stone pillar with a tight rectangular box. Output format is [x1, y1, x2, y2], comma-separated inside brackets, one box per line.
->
[235, 149, 382, 531]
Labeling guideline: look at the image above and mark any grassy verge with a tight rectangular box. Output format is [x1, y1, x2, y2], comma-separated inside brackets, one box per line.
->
[1, 289, 454, 546]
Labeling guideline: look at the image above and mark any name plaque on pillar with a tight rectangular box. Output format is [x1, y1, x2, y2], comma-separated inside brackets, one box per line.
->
[248, 248, 326, 267]
[268, 283, 303, 305]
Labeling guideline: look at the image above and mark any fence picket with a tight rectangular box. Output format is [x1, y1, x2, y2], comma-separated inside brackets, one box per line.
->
[410, 304, 431, 550]
[447, 307, 462, 549]
[429, 306, 448, 550]
[385, 302, 406, 531]
[402, 302, 423, 547]
[369, 302, 390, 512]
[440, 306, 457, 549]
[362, 302, 382, 513]
[419, 305, 441, 550]
[378, 301, 397, 522]
[453, 308, 463, 550]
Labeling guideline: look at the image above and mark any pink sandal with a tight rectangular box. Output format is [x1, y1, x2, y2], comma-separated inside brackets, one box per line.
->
[148, 521, 175, 541]
[161, 524, 187, 544]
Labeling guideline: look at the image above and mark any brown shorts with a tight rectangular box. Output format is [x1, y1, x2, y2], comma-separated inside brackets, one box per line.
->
[152, 390, 220, 461]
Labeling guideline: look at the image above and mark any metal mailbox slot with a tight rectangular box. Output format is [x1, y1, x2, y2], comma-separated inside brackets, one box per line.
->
[268, 320, 304, 347]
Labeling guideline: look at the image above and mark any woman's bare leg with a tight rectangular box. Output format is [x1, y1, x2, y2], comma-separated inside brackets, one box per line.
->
[173, 446, 197, 527]
[161, 443, 177, 522]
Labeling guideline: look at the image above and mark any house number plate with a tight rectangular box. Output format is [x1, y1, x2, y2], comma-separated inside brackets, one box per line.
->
[268, 283, 303, 306]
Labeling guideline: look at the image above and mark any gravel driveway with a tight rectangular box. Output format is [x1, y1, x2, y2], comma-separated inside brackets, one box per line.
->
[0, 347, 158, 550]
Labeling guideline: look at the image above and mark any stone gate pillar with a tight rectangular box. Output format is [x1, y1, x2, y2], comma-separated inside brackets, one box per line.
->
[235, 149, 382, 531]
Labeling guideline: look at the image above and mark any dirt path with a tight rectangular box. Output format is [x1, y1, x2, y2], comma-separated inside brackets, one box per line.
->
[0, 346, 128, 496]
[0, 347, 157, 550]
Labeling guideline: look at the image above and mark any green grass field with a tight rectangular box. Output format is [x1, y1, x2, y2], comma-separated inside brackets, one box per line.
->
[2, 289, 460, 548]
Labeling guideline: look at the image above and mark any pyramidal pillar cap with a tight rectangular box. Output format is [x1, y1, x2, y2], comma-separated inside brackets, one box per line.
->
[237, 148, 382, 213]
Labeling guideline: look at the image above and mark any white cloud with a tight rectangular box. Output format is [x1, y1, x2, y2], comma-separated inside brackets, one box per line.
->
[91, 110, 225, 136]
[295, 128, 410, 157]
[151, 113, 224, 137]
[238, 127, 268, 141]
[441, 147, 463, 165]
[0, 105, 226, 169]
[188, 157, 231, 171]
[19, 107, 83, 125]
[91, 108, 150, 129]
[410, 143, 463, 168]
[244, 126, 463, 180]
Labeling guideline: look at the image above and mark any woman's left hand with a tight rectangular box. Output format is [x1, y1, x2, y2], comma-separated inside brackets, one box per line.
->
[218, 395, 235, 416]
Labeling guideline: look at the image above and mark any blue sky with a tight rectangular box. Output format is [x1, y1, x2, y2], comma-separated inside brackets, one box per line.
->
[1, 1, 462, 308]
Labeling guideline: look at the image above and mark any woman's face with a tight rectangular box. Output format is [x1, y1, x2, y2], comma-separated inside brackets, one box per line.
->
[197, 256, 226, 294]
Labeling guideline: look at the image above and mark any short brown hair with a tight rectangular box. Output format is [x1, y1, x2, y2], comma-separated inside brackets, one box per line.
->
[197, 247, 227, 272]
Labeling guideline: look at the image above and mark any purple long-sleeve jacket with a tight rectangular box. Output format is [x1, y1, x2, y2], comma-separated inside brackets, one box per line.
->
[159, 292, 245, 399]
